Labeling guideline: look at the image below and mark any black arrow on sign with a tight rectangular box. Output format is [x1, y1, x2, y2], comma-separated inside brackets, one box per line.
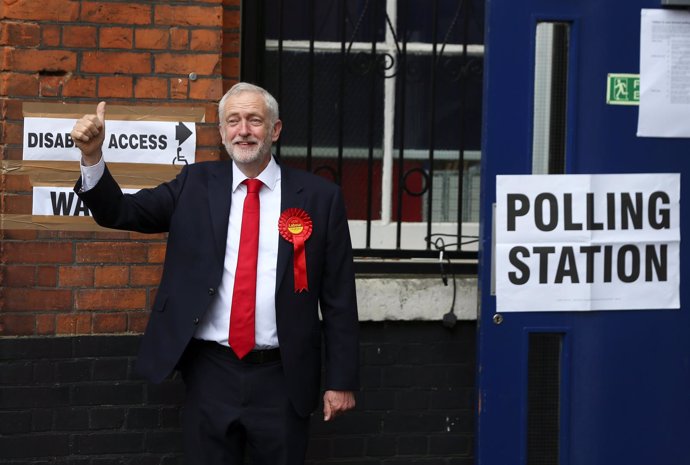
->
[176, 122, 192, 146]
[173, 123, 193, 166]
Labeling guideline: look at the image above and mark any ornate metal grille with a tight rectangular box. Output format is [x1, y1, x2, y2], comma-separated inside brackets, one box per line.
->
[242, 0, 483, 268]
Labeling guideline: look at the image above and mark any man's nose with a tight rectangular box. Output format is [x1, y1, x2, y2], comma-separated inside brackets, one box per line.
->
[238, 119, 250, 135]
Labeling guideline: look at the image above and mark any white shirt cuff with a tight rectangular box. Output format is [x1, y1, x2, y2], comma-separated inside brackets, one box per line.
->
[80, 156, 105, 192]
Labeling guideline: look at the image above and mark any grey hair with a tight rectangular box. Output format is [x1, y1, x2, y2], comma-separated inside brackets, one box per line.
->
[218, 82, 279, 126]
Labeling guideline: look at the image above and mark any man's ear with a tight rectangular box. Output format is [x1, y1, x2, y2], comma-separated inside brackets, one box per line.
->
[272, 119, 283, 142]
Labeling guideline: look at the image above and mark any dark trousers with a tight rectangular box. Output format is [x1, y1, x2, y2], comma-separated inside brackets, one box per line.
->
[180, 340, 310, 465]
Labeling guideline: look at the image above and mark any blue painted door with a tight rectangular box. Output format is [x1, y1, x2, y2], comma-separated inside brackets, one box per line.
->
[478, 1, 690, 464]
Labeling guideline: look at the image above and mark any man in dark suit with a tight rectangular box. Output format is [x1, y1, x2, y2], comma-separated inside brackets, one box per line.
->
[71, 82, 359, 465]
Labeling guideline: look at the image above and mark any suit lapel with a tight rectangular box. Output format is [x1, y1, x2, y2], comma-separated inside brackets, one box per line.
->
[208, 161, 233, 260]
[277, 164, 306, 291]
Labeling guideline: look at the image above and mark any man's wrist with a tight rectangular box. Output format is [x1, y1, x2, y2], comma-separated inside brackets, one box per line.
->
[81, 151, 103, 167]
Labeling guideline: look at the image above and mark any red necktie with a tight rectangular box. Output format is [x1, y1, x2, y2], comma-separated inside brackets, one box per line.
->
[229, 178, 263, 359]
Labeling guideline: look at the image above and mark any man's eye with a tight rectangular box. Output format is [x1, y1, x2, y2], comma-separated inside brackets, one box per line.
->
[227, 119, 239, 126]
[250, 118, 263, 126]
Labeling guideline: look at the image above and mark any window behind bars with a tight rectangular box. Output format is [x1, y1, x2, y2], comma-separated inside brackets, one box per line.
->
[242, 0, 484, 266]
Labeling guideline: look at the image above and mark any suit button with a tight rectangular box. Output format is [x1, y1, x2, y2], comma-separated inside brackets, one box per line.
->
[208, 288, 216, 295]
[193, 318, 200, 325]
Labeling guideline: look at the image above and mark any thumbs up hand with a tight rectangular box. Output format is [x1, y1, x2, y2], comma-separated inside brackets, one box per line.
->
[70, 101, 107, 166]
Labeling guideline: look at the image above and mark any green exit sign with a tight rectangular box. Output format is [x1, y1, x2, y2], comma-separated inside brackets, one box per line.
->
[606, 74, 640, 105]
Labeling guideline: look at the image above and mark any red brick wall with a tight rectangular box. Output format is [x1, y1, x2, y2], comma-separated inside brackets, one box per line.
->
[0, 0, 242, 336]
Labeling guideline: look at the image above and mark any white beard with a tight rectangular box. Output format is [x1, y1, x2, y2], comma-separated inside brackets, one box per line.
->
[225, 130, 273, 165]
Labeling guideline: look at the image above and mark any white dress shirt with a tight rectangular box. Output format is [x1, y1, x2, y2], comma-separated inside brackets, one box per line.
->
[80, 157, 281, 349]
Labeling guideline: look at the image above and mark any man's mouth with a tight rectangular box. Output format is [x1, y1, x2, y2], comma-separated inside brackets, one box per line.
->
[234, 139, 257, 146]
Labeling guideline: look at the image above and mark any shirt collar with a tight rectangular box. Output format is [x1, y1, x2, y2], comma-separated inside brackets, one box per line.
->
[232, 155, 281, 193]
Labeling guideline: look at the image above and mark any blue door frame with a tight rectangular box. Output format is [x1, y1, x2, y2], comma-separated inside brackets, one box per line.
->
[478, 1, 690, 464]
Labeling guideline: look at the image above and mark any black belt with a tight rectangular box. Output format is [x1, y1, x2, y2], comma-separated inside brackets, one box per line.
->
[192, 339, 281, 364]
[243, 348, 281, 364]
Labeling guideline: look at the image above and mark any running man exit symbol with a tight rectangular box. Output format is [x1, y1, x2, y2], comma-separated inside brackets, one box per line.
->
[606, 74, 640, 105]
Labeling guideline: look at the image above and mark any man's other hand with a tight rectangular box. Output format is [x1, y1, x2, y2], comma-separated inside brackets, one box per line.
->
[323, 390, 355, 421]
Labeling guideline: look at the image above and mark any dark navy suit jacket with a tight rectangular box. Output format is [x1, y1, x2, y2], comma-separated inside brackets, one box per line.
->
[76, 159, 359, 417]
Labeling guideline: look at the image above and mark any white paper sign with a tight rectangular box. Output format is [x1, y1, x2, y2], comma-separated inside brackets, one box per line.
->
[495, 174, 680, 312]
[23, 117, 196, 165]
[638, 9, 690, 137]
[33, 186, 139, 217]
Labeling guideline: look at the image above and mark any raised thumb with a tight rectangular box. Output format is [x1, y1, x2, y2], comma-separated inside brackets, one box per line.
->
[96, 101, 106, 124]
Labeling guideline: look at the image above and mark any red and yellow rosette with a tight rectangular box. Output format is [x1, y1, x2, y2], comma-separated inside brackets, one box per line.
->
[279, 208, 313, 292]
